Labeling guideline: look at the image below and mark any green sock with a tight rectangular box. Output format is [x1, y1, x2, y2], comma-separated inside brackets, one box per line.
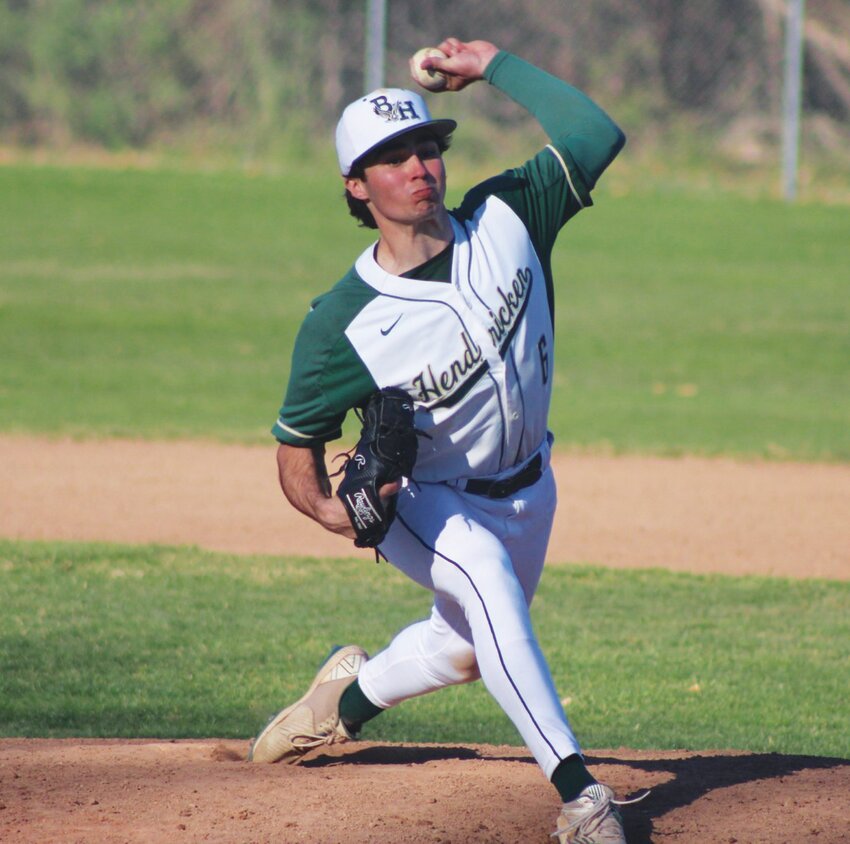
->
[551, 754, 597, 803]
[338, 679, 384, 734]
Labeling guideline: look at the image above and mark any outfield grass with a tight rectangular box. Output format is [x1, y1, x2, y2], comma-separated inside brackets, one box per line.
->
[1, 163, 848, 459]
[2, 160, 847, 759]
[1, 539, 847, 758]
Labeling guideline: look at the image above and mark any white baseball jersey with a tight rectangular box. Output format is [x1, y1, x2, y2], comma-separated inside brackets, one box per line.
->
[272, 49, 617, 483]
[345, 202, 556, 481]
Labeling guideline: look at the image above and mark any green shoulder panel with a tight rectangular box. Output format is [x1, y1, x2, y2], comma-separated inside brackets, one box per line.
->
[454, 150, 578, 322]
[455, 148, 581, 261]
[272, 270, 379, 446]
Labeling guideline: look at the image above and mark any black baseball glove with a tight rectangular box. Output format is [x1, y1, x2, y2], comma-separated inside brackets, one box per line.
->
[336, 387, 418, 548]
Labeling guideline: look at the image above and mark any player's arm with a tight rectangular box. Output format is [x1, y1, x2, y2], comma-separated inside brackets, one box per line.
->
[424, 39, 625, 197]
[273, 307, 402, 541]
[276, 443, 355, 539]
[485, 52, 625, 200]
[272, 287, 371, 540]
[277, 442, 401, 541]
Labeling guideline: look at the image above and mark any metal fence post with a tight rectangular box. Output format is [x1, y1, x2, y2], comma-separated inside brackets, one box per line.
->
[781, 0, 806, 201]
[365, 0, 387, 91]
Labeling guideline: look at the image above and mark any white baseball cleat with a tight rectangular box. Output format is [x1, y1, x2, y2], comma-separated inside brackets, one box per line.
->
[552, 783, 631, 843]
[248, 644, 368, 764]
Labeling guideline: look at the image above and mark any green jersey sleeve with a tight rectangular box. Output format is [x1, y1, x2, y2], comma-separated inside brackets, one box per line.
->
[272, 285, 378, 446]
[468, 51, 626, 257]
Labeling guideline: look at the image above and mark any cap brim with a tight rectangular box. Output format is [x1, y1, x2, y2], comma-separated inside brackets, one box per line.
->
[346, 118, 457, 175]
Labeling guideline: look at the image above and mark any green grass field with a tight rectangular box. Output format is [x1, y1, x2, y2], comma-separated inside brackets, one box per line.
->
[1, 163, 848, 458]
[1, 161, 848, 756]
[1, 540, 847, 758]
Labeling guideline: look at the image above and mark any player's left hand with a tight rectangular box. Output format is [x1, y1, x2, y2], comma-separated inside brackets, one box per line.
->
[336, 388, 418, 548]
[315, 482, 400, 541]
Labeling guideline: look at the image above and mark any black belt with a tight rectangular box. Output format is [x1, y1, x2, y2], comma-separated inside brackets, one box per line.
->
[464, 454, 543, 499]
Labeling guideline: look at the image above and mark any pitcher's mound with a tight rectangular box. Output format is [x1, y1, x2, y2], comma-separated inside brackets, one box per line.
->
[1, 739, 847, 843]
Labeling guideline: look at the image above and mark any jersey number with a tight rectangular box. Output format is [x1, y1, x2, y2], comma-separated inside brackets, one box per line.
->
[538, 335, 549, 385]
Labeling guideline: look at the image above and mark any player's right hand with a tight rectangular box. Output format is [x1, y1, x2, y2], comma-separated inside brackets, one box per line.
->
[424, 38, 500, 91]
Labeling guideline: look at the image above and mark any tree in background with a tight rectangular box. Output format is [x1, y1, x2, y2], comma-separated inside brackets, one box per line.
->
[0, 0, 847, 166]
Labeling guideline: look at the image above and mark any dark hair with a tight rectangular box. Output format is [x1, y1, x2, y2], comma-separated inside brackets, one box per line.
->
[343, 132, 452, 229]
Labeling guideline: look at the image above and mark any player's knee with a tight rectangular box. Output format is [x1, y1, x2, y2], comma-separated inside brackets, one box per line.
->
[418, 605, 479, 685]
[443, 636, 481, 684]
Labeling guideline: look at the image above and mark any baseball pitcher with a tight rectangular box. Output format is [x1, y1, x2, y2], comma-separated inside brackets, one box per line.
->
[251, 38, 636, 843]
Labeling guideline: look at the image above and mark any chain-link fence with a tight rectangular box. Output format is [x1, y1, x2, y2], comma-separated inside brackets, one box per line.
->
[1, 0, 848, 193]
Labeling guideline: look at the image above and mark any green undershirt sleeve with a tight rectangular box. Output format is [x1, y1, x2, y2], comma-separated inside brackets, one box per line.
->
[483, 50, 626, 198]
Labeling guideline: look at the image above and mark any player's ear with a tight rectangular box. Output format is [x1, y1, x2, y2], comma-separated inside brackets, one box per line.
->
[345, 176, 369, 201]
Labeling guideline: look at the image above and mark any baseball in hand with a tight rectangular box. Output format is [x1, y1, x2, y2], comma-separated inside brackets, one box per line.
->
[409, 47, 448, 91]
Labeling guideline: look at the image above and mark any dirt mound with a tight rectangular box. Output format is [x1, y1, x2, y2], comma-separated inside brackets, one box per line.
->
[1, 739, 847, 843]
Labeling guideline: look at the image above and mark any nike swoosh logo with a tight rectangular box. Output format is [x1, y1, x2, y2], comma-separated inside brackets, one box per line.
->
[380, 315, 403, 335]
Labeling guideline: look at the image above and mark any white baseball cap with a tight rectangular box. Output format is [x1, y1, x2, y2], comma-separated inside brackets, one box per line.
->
[335, 88, 456, 176]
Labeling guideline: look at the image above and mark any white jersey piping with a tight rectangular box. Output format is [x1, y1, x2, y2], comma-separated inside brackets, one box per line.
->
[274, 418, 316, 440]
[545, 143, 584, 209]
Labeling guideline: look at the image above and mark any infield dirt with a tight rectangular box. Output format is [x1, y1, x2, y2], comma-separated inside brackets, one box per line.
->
[2, 435, 848, 579]
[1, 435, 848, 843]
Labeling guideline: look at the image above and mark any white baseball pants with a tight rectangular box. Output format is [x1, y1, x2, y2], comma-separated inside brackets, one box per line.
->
[357, 440, 581, 779]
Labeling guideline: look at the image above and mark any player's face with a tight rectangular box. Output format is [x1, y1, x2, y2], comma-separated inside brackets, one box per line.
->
[348, 132, 447, 227]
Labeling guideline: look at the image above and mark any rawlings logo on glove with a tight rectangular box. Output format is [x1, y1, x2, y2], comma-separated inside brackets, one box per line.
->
[345, 488, 381, 531]
[336, 387, 419, 548]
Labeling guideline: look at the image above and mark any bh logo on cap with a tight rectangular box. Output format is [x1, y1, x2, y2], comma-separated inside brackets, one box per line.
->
[370, 94, 421, 123]
[335, 87, 456, 176]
